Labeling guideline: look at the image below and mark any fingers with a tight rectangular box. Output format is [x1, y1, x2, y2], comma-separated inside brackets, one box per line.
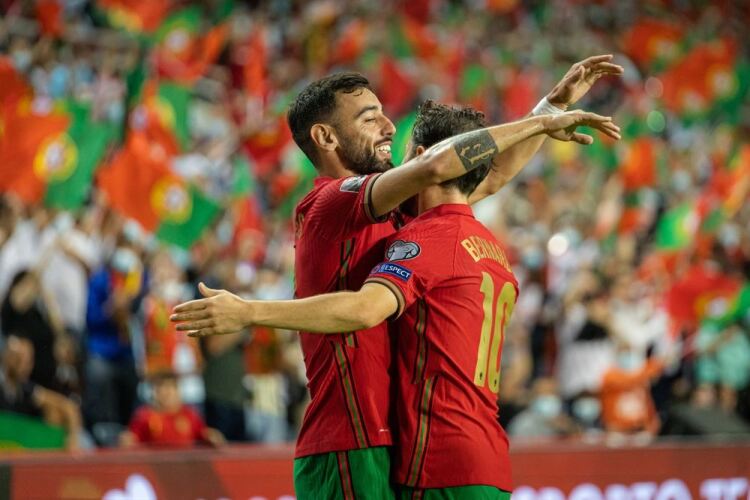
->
[571, 132, 594, 145]
[172, 299, 208, 314]
[187, 328, 217, 338]
[175, 319, 215, 331]
[596, 121, 622, 140]
[579, 54, 614, 67]
[199, 282, 222, 298]
[170, 310, 209, 322]
[591, 62, 624, 75]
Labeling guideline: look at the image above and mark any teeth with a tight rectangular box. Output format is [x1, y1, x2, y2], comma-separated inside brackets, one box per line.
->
[377, 145, 391, 153]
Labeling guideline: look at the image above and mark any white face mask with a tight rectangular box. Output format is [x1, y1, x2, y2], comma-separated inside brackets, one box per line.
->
[532, 395, 562, 419]
[572, 397, 601, 424]
[617, 351, 642, 372]
[111, 247, 139, 274]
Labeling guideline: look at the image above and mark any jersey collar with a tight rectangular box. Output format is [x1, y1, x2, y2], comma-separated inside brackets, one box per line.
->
[418, 203, 474, 221]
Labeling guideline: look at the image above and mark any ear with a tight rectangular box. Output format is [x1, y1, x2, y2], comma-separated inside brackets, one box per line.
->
[415, 145, 426, 156]
[310, 124, 338, 153]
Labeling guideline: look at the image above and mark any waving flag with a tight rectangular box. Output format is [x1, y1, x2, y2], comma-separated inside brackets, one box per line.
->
[96, 0, 172, 35]
[98, 133, 220, 248]
[622, 19, 685, 72]
[0, 102, 113, 208]
[153, 7, 228, 84]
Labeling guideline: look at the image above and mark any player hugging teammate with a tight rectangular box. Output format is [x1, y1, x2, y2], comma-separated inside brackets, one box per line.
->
[172, 56, 622, 499]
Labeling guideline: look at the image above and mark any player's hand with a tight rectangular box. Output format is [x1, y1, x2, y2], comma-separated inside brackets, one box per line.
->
[546, 54, 624, 110]
[543, 111, 621, 145]
[170, 283, 249, 337]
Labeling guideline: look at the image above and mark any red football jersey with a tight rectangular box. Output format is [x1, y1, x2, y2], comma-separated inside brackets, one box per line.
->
[366, 204, 518, 490]
[294, 174, 400, 457]
[128, 405, 207, 447]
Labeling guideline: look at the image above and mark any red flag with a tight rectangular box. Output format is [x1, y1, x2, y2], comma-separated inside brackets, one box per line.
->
[378, 57, 417, 117]
[35, 0, 64, 38]
[620, 138, 657, 190]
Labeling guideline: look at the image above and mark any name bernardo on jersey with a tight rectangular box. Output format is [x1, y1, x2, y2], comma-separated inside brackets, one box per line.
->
[461, 235, 511, 272]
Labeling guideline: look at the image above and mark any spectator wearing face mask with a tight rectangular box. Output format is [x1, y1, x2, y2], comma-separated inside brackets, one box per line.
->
[508, 377, 578, 439]
[83, 244, 144, 437]
[600, 346, 664, 440]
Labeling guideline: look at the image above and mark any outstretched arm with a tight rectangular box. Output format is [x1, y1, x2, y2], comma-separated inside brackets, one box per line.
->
[468, 55, 624, 204]
[170, 282, 398, 337]
[369, 109, 619, 218]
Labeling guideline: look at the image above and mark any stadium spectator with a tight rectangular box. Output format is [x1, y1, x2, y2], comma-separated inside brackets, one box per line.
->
[0, 335, 83, 451]
[508, 377, 578, 439]
[119, 371, 224, 449]
[83, 244, 143, 437]
[600, 346, 665, 442]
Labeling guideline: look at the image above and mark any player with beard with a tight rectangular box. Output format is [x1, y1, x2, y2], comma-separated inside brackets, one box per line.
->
[173, 59, 621, 499]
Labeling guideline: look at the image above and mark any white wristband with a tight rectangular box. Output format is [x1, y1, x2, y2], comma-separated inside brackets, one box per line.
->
[532, 96, 565, 116]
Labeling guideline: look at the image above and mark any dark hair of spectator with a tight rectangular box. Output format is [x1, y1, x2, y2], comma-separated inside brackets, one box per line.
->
[287, 72, 371, 164]
[410, 100, 491, 196]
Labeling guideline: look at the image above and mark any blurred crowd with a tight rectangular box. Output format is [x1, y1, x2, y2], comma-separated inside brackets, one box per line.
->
[1, 0, 750, 451]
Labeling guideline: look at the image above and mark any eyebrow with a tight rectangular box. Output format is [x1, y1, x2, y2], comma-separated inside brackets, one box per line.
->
[354, 105, 379, 119]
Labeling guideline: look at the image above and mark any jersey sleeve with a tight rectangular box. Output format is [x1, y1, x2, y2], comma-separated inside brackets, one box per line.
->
[364, 228, 445, 318]
[127, 407, 151, 443]
[307, 173, 388, 240]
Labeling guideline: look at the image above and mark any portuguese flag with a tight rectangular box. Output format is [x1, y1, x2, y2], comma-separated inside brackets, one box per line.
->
[654, 202, 700, 251]
[391, 111, 417, 166]
[153, 6, 229, 84]
[131, 80, 190, 152]
[98, 132, 221, 248]
[622, 19, 685, 72]
[96, 0, 172, 35]
[0, 101, 113, 209]
[659, 39, 750, 121]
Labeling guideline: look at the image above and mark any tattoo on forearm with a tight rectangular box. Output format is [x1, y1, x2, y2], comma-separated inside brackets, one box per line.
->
[453, 130, 499, 171]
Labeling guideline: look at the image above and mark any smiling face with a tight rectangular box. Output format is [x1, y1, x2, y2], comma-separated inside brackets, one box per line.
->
[330, 88, 396, 175]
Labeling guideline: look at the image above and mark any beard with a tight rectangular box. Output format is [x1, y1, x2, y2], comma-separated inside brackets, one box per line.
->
[337, 133, 393, 175]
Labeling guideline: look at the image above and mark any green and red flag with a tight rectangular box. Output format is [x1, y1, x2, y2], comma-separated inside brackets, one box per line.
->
[0, 101, 113, 209]
[332, 19, 369, 65]
[622, 19, 685, 72]
[96, 0, 172, 35]
[659, 39, 747, 121]
[130, 80, 190, 152]
[459, 63, 491, 114]
[654, 202, 699, 251]
[153, 6, 228, 84]
[389, 16, 438, 60]
[98, 133, 220, 248]
[379, 56, 417, 117]
[242, 29, 268, 103]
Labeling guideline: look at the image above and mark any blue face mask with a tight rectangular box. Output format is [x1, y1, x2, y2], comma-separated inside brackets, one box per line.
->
[532, 395, 562, 419]
[572, 397, 601, 424]
[617, 351, 642, 372]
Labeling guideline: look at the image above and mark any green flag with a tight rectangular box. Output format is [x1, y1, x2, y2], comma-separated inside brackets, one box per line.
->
[43, 102, 114, 210]
[154, 185, 222, 249]
[655, 203, 699, 251]
[392, 111, 417, 166]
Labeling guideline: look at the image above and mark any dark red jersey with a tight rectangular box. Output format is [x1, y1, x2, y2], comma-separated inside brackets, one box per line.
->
[366, 204, 518, 490]
[293, 173, 399, 457]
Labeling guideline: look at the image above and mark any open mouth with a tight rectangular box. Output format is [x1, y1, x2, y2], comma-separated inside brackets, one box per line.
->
[376, 142, 392, 158]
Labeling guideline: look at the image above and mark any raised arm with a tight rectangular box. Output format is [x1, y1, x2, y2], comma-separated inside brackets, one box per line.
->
[170, 282, 398, 337]
[468, 55, 624, 204]
[369, 109, 619, 218]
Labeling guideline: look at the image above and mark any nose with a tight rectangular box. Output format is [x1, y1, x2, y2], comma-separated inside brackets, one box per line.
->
[381, 115, 396, 138]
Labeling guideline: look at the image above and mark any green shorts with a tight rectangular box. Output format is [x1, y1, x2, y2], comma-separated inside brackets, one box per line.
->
[397, 485, 512, 500]
[294, 446, 396, 500]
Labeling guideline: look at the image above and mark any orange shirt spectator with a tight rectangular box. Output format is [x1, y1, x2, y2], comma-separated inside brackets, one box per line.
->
[600, 355, 664, 434]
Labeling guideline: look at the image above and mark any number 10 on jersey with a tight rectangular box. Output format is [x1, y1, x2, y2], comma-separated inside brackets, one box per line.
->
[474, 272, 516, 394]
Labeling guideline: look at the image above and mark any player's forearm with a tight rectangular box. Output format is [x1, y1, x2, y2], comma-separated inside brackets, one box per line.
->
[430, 115, 547, 176]
[468, 117, 547, 204]
[247, 292, 383, 333]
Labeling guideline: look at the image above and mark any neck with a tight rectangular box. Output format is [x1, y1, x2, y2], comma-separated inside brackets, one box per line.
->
[417, 185, 469, 214]
[316, 153, 355, 179]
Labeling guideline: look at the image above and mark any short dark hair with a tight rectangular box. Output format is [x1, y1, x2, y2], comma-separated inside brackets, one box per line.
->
[410, 100, 490, 195]
[287, 72, 371, 163]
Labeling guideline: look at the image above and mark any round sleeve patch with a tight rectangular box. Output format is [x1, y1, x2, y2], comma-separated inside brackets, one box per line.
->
[386, 240, 421, 261]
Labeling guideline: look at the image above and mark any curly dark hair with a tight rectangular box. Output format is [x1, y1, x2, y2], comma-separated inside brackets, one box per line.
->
[287, 72, 371, 163]
[410, 100, 491, 195]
